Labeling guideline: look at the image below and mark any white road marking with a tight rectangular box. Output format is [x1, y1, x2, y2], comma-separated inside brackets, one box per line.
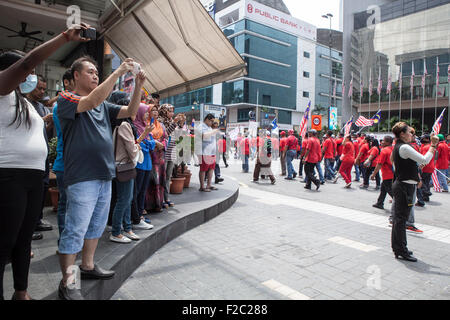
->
[328, 236, 380, 252]
[262, 279, 310, 300]
[239, 187, 450, 245]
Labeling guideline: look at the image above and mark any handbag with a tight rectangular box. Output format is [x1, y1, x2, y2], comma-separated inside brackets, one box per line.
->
[114, 127, 137, 182]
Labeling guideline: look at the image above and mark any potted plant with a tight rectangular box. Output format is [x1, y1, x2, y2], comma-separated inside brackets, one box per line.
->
[170, 176, 185, 194]
[48, 137, 59, 212]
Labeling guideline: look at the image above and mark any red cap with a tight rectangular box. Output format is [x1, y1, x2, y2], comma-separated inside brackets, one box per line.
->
[280, 131, 286, 136]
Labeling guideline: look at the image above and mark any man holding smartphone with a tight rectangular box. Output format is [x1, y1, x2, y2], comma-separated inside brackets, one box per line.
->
[56, 54, 146, 300]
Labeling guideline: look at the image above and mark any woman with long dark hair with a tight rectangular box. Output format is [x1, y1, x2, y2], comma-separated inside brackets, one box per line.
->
[0, 24, 89, 300]
[390, 122, 438, 262]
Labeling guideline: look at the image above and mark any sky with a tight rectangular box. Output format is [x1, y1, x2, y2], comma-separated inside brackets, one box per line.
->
[283, 0, 342, 31]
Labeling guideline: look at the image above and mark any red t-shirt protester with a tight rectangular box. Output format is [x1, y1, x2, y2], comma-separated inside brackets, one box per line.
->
[368, 146, 380, 167]
[240, 138, 250, 156]
[306, 137, 321, 163]
[378, 145, 394, 180]
[286, 134, 298, 151]
[358, 142, 370, 164]
[341, 141, 355, 163]
[323, 138, 335, 159]
[352, 139, 360, 158]
[301, 138, 308, 157]
[436, 141, 449, 170]
[420, 143, 435, 174]
[280, 137, 288, 154]
[338, 139, 355, 185]
[335, 137, 344, 156]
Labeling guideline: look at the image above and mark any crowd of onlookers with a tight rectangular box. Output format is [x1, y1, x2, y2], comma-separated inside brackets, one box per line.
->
[0, 23, 227, 301]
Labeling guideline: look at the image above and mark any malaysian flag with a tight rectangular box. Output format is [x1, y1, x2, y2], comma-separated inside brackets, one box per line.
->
[377, 67, 382, 95]
[387, 69, 392, 94]
[342, 79, 346, 98]
[422, 59, 427, 89]
[410, 62, 415, 90]
[333, 78, 337, 98]
[344, 116, 353, 136]
[299, 101, 311, 139]
[355, 110, 382, 127]
[369, 69, 373, 96]
[360, 70, 364, 98]
[348, 73, 353, 98]
[432, 108, 446, 134]
[432, 170, 442, 192]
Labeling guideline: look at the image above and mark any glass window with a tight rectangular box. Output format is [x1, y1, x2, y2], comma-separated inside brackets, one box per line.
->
[304, 51, 310, 58]
[238, 108, 252, 122]
[303, 91, 310, 98]
[303, 71, 310, 78]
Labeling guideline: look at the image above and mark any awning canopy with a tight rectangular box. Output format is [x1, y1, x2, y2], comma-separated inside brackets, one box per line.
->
[102, 0, 247, 98]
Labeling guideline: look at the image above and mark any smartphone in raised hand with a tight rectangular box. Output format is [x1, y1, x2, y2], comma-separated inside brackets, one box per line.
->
[81, 28, 97, 40]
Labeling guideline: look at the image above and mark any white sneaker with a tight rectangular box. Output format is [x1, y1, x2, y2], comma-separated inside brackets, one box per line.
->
[123, 231, 140, 241]
[110, 234, 132, 243]
[133, 220, 154, 230]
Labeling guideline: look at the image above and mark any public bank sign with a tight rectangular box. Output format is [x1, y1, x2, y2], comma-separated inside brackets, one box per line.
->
[244, 0, 316, 41]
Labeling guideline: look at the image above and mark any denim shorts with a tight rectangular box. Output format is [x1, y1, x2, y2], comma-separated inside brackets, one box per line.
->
[58, 180, 111, 255]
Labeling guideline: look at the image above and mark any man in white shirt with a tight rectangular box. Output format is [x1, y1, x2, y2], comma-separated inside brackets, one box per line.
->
[197, 114, 219, 192]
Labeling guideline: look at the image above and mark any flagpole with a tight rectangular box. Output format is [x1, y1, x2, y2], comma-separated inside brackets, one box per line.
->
[410, 61, 414, 126]
[435, 58, 438, 132]
[422, 58, 426, 135]
[378, 65, 381, 133]
[388, 85, 391, 132]
[399, 64, 402, 121]
[369, 68, 372, 118]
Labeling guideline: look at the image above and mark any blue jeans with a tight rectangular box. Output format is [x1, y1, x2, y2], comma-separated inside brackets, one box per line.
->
[58, 180, 111, 255]
[55, 171, 67, 237]
[286, 150, 297, 178]
[334, 155, 342, 172]
[242, 155, 249, 172]
[315, 162, 325, 183]
[437, 169, 449, 191]
[324, 158, 336, 180]
[111, 179, 134, 237]
[354, 164, 360, 181]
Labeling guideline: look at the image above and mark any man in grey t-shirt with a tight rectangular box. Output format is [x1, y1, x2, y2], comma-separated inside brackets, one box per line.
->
[56, 56, 146, 300]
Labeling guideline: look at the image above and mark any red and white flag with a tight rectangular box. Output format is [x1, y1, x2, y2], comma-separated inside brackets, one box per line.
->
[377, 67, 382, 95]
[432, 108, 446, 134]
[387, 69, 392, 94]
[348, 73, 353, 98]
[355, 116, 374, 127]
[360, 70, 364, 97]
[432, 170, 442, 193]
[421, 59, 427, 89]
[299, 102, 311, 139]
[333, 78, 337, 98]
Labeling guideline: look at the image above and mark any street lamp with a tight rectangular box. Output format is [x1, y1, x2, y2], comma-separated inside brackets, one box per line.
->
[322, 13, 333, 112]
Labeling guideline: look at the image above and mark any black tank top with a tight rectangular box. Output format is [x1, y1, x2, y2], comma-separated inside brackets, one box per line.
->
[393, 140, 420, 182]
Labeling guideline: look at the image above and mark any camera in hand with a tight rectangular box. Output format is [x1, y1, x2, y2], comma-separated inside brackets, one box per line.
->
[81, 28, 97, 40]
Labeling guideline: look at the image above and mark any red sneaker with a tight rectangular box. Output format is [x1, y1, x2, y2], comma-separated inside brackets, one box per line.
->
[406, 226, 423, 233]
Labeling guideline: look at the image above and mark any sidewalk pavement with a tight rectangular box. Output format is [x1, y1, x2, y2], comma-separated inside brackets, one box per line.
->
[3, 167, 238, 300]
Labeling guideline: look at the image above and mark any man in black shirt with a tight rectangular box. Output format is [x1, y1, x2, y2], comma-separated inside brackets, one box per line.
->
[27, 75, 54, 236]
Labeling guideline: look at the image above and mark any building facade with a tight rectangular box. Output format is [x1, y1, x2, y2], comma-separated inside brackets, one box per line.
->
[163, 0, 319, 132]
[341, 0, 450, 134]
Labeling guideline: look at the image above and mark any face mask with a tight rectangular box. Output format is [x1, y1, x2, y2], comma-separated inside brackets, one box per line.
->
[19, 74, 38, 94]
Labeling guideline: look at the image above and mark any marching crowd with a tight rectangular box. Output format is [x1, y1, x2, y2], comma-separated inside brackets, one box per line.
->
[233, 123, 449, 263]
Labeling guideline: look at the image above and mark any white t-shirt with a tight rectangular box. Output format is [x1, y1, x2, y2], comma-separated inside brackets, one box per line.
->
[200, 122, 216, 156]
[0, 91, 48, 171]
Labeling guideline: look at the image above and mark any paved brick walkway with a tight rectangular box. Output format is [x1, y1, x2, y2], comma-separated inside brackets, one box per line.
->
[113, 159, 450, 300]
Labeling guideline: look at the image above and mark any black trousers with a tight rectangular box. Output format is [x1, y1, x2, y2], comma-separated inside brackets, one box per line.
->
[391, 181, 415, 255]
[222, 152, 228, 167]
[376, 179, 393, 206]
[0, 169, 44, 299]
[364, 166, 381, 187]
[299, 157, 304, 176]
[304, 162, 320, 188]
